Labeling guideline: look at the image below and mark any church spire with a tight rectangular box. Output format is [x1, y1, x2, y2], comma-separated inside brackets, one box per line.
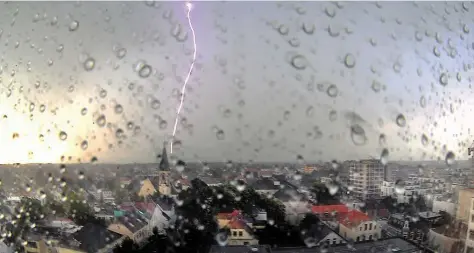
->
[159, 142, 170, 171]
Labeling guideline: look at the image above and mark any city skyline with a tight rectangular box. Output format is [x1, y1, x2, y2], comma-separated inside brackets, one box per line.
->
[0, 2, 472, 164]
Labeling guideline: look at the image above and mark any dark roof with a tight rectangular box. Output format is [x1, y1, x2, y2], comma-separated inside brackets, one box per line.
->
[273, 188, 306, 202]
[159, 143, 170, 171]
[116, 212, 148, 233]
[273, 238, 421, 253]
[154, 195, 175, 211]
[209, 245, 272, 253]
[251, 178, 280, 191]
[73, 223, 122, 253]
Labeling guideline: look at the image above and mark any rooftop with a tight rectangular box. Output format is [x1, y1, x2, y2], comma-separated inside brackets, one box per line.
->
[209, 245, 271, 253]
[338, 210, 371, 228]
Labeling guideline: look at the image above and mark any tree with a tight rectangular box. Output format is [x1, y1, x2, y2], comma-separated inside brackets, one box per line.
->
[311, 182, 340, 205]
[113, 238, 140, 253]
[67, 191, 104, 226]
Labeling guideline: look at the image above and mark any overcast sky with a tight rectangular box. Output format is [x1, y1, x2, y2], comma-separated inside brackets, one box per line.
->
[0, 1, 473, 164]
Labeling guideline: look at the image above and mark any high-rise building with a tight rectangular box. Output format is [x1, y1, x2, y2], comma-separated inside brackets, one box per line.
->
[349, 159, 384, 200]
[457, 188, 474, 223]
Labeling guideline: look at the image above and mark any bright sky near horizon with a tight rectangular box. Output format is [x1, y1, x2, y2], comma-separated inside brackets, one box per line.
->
[0, 1, 473, 164]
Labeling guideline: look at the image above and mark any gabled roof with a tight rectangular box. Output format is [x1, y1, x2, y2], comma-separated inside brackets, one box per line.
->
[311, 205, 349, 214]
[338, 210, 371, 228]
[251, 178, 280, 191]
[73, 223, 122, 252]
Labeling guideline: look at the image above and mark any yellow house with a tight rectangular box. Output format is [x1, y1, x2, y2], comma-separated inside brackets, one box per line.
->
[137, 178, 157, 197]
[225, 219, 258, 246]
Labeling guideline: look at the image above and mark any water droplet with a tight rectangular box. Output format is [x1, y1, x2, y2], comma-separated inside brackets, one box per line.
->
[290, 55, 307, 70]
[39, 104, 46, 113]
[421, 134, 429, 146]
[326, 181, 339, 195]
[296, 154, 305, 164]
[419, 96, 426, 108]
[380, 148, 389, 165]
[350, 124, 366, 146]
[83, 57, 95, 71]
[138, 64, 152, 78]
[445, 151, 455, 166]
[12, 133, 20, 139]
[59, 131, 67, 141]
[344, 53, 356, 68]
[81, 108, 88, 115]
[306, 106, 314, 117]
[326, 84, 338, 97]
[371, 80, 381, 93]
[29, 103, 35, 112]
[379, 134, 386, 146]
[96, 115, 106, 127]
[115, 48, 127, 59]
[395, 180, 405, 195]
[329, 110, 337, 121]
[216, 129, 225, 140]
[69, 20, 79, 31]
[114, 104, 123, 114]
[151, 99, 160, 110]
[99, 89, 107, 98]
[439, 73, 448, 86]
[81, 140, 88, 150]
[395, 114, 406, 127]
[159, 120, 167, 130]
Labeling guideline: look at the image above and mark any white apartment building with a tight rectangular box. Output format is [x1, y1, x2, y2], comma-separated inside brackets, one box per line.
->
[349, 160, 384, 200]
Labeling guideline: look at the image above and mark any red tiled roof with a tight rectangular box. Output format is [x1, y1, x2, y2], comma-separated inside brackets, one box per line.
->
[311, 205, 350, 214]
[227, 219, 247, 229]
[217, 210, 241, 220]
[338, 210, 371, 228]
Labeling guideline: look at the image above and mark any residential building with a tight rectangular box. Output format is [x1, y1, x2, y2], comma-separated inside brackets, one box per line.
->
[458, 189, 474, 223]
[465, 197, 474, 253]
[348, 160, 384, 200]
[338, 210, 381, 242]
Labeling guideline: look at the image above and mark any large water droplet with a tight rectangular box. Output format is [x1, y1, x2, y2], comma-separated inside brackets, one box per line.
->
[445, 151, 455, 166]
[83, 58, 95, 71]
[421, 134, 429, 146]
[344, 53, 356, 68]
[380, 148, 389, 165]
[69, 20, 79, 31]
[216, 129, 225, 140]
[326, 84, 338, 97]
[395, 180, 405, 195]
[395, 114, 406, 127]
[59, 131, 67, 141]
[81, 140, 88, 150]
[114, 104, 123, 114]
[138, 64, 152, 78]
[96, 115, 106, 127]
[290, 55, 308, 70]
[350, 124, 366, 146]
[439, 73, 448, 86]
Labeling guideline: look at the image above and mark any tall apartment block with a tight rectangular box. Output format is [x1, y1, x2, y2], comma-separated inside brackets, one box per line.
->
[348, 159, 384, 200]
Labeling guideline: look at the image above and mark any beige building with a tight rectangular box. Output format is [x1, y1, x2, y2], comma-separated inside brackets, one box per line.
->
[338, 210, 381, 242]
[457, 188, 474, 223]
[216, 211, 259, 246]
[348, 160, 384, 200]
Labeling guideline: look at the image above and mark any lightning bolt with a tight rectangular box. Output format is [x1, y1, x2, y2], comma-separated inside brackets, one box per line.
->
[170, 2, 197, 154]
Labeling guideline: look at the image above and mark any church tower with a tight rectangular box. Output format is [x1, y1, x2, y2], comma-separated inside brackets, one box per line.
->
[157, 142, 171, 195]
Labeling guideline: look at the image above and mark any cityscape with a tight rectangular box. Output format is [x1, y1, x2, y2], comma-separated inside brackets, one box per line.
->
[0, 1, 473, 253]
[0, 144, 472, 253]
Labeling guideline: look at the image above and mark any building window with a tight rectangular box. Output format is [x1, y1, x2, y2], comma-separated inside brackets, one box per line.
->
[238, 231, 243, 237]
[332, 238, 337, 244]
[356, 236, 360, 242]
[364, 224, 368, 230]
[470, 230, 474, 240]
[369, 235, 373, 240]
[232, 231, 237, 237]
[369, 223, 372, 230]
